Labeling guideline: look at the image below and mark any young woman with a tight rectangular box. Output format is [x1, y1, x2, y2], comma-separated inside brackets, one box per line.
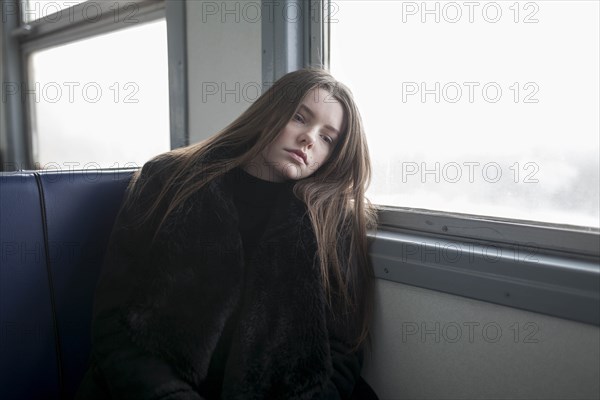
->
[76, 68, 379, 399]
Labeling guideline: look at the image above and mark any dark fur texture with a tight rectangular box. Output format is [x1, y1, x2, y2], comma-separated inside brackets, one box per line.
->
[80, 158, 362, 399]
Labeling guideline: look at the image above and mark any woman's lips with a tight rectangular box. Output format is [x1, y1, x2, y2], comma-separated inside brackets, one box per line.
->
[286, 150, 306, 165]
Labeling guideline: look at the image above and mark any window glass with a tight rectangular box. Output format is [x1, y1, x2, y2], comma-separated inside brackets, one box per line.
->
[28, 19, 170, 169]
[330, 0, 599, 228]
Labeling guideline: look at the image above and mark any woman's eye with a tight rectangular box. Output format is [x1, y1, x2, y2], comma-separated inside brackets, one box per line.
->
[321, 135, 333, 144]
[293, 113, 304, 123]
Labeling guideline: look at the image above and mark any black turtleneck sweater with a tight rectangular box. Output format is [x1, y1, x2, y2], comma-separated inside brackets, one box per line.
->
[230, 167, 291, 264]
[199, 167, 290, 397]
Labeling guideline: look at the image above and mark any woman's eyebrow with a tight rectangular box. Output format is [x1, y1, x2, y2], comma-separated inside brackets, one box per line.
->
[299, 104, 340, 135]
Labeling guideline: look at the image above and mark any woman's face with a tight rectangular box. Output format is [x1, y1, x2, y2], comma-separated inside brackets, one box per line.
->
[245, 87, 345, 182]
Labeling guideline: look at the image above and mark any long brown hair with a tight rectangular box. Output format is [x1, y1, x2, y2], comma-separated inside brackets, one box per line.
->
[125, 68, 377, 350]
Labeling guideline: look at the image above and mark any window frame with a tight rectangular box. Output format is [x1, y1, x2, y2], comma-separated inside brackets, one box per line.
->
[311, 0, 599, 326]
[262, 0, 328, 87]
[1, 0, 188, 170]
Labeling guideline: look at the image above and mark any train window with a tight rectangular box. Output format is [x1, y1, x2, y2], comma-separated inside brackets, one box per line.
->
[28, 19, 169, 168]
[329, 0, 599, 229]
[2, 0, 185, 170]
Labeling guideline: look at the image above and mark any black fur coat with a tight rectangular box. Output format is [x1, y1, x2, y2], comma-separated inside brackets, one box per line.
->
[76, 157, 366, 399]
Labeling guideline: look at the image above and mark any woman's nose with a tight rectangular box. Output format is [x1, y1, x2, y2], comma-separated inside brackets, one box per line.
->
[299, 128, 317, 147]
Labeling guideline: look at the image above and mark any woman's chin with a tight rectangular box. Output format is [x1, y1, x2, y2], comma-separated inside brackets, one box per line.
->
[280, 163, 305, 181]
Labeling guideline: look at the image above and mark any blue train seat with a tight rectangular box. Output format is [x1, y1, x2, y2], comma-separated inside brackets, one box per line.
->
[0, 168, 135, 400]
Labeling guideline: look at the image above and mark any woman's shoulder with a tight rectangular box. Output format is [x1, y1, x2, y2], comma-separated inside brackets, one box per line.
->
[134, 149, 239, 210]
[138, 152, 181, 180]
[138, 145, 234, 185]
[135, 150, 200, 194]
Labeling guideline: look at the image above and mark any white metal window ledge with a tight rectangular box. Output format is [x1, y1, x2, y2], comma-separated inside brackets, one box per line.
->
[369, 208, 600, 327]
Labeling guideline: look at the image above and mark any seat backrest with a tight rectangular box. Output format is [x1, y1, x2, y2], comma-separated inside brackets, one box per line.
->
[0, 168, 135, 400]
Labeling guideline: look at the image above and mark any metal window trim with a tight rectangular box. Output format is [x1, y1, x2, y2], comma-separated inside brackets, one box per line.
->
[261, 0, 330, 92]
[262, 0, 299, 85]
[19, 2, 165, 55]
[261, 0, 275, 90]
[377, 207, 600, 259]
[307, 0, 328, 69]
[369, 227, 600, 327]
[2, 0, 30, 170]
[165, 0, 188, 149]
[16, 0, 164, 43]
